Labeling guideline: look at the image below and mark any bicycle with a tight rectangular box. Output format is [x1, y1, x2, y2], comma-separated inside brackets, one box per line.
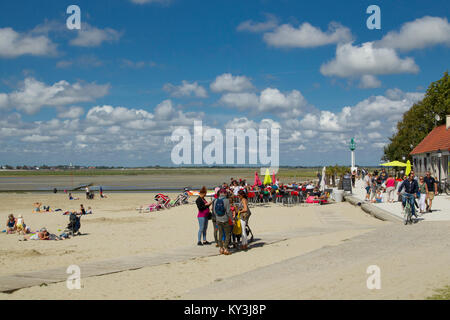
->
[437, 178, 450, 195]
[402, 194, 414, 225]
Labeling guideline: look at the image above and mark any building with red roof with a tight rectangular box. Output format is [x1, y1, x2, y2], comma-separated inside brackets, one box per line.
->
[410, 115, 449, 182]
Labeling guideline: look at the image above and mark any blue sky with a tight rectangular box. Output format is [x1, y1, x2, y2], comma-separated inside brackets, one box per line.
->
[0, 0, 449, 167]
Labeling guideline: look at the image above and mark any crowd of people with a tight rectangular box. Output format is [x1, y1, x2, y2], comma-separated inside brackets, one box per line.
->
[195, 176, 328, 255]
[196, 186, 251, 255]
[4, 199, 93, 240]
[361, 168, 439, 217]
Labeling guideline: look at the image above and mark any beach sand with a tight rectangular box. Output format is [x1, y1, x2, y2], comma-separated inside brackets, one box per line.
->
[0, 192, 448, 299]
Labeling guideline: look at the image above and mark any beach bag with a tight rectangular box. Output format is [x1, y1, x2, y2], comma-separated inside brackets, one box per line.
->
[233, 215, 242, 235]
[214, 198, 226, 216]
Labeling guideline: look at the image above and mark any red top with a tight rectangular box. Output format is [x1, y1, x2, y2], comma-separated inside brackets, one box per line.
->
[386, 178, 395, 188]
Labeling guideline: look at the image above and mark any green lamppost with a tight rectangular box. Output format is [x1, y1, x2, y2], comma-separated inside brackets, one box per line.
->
[349, 138, 356, 170]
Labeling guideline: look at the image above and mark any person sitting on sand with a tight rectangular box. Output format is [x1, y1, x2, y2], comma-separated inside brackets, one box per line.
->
[80, 204, 86, 215]
[33, 202, 42, 213]
[68, 193, 79, 200]
[375, 189, 384, 203]
[6, 214, 16, 234]
[15, 214, 31, 234]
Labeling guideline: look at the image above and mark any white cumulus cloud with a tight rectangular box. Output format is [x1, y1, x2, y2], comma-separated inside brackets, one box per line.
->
[359, 75, 382, 89]
[163, 80, 208, 98]
[263, 22, 352, 48]
[0, 27, 57, 58]
[376, 16, 450, 51]
[210, 73, 254, 93]
[70, 23, 122, 47]
[2, 78, 110, 114]
[320, 42, 419, 77]
[220, 88, 307, 118]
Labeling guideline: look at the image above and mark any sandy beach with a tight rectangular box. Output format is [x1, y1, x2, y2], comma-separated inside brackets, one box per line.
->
[1, 190, 449, 300]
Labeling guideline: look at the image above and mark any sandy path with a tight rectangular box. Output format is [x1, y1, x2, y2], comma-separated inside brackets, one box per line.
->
[0, 192, 385, 299]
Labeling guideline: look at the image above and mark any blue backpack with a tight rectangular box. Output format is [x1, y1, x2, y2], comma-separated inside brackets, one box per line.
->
[214, 198, 226, 216]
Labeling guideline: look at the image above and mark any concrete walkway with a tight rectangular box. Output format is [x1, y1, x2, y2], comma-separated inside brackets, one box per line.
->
[0, 222, 372, 293]
[351, 178, 450, 221]
[182, 221, 450, 299]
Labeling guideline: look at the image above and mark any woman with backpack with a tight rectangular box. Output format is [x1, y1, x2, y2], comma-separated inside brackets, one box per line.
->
[212, 188, 233, 255]
[196, 186, 212, 246]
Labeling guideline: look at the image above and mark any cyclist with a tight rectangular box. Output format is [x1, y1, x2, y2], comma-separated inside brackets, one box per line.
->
[397, 173, 419, 219]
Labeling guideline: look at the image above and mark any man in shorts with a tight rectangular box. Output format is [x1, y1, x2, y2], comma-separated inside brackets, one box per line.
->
[424, 171, 437, 212]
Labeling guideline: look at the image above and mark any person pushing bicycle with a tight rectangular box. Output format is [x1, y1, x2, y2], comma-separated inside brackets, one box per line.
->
[398, 173, 419, 218]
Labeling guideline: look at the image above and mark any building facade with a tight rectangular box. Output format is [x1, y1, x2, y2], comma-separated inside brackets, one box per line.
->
[410, 115, 450, 182]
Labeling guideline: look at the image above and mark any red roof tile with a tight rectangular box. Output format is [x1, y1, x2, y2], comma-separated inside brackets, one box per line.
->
[410, 125, 450, 155]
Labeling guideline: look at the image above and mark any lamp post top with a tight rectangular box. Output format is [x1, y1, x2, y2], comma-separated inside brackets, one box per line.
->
[349, 138, 356, 151]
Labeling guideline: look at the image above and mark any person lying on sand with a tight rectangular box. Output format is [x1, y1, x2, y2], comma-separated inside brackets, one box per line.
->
[22, 228, 65, 241]
[6, 214, 16, 234]
[23, 228, 49, 240]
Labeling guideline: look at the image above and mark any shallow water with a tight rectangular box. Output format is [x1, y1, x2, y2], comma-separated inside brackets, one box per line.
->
[0, 174, 245, 192]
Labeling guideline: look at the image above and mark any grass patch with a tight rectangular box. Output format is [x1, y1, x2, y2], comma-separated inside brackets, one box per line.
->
[427, 286, 450, 300]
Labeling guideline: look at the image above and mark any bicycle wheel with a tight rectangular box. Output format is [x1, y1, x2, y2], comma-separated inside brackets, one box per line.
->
[446, 183, 450, 195]
[403, 202, 410, 225]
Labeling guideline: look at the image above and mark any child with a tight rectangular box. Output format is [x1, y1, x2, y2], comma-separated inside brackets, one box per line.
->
[16, 214, 25, 234]
[230, 205, 241, 248]
[375, 189, 383, 203]
[370, 181, 378, 203]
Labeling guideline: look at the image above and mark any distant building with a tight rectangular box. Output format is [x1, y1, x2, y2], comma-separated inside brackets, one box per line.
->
[410, 115, 450, 182]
